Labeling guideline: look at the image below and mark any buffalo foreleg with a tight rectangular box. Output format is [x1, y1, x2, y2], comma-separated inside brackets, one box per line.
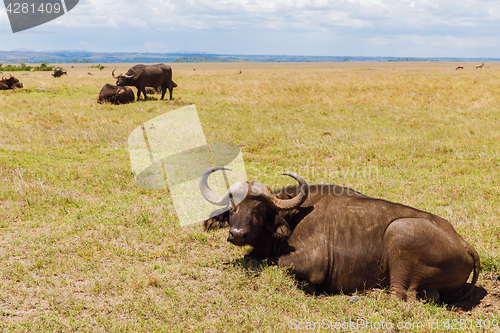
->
[278, 248, 328, 289]
[137, 86, 147, 101]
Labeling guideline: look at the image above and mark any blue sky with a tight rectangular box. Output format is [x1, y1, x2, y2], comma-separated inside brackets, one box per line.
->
[1, 0, 500, 57]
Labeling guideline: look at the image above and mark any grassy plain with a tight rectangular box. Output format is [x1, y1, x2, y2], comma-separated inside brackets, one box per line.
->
[0, 61, 499, 332]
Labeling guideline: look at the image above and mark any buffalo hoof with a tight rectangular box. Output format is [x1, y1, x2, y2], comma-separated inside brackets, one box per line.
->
[418, 287, 440, 303]
[302, 282, 317, 295]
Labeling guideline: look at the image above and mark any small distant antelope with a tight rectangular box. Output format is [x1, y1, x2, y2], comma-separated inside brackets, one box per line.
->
[476, 63, 484, 69]
[456, 66, 464, 70]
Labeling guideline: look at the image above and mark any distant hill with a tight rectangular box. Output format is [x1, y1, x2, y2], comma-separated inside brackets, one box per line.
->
[0, 50, 499, 64]
[12, 48, 35, 52]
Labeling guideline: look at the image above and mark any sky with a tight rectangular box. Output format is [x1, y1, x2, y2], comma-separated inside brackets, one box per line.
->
[1, 0, 500, 57]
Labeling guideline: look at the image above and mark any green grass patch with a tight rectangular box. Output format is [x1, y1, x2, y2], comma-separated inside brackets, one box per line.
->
[0, 62, 499, 331]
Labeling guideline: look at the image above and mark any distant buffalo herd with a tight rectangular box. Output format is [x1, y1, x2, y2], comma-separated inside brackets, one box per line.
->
[99, 63, 177, 104]
[1, 63, 177, 105]
[2, 62, 490, 102]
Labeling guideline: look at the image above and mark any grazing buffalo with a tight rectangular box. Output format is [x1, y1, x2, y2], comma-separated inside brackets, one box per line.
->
[112, 64, 177, 101]
[52, 68, 67, 78]
[97, 84, 135, 105]
[201, 167, 480, 302]
[0, 75, 22, 90]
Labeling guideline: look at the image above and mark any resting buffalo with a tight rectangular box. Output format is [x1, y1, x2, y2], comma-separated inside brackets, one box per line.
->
[52, 68, 67, 78]
[0, 75, 22, 90]
[97, 84, 135, 105]
[112, 64, 177, 101]
[201, 167, 480, 302]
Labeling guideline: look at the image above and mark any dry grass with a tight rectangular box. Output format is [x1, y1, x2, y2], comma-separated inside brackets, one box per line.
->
[0, 61, 499, 332]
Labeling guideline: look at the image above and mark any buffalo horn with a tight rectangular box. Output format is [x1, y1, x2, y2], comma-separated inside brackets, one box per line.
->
[199, 166, 242, 206]
[199, 167, 309, 211]
[112, 69, 119, 79]
[247, 172, 308, 211]
[123, 68, 135, 79]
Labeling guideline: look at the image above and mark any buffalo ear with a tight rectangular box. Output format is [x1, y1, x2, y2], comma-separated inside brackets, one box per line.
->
[266, 215, 291, 239]
[204, 210, 230, 231]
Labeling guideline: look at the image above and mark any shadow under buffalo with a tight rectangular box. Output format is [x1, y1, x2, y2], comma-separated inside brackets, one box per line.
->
[136, 96, 193, 105]
[223, 257, 271, 278]
[443, 284, 488, 311]
[224, 256, 488, 311]
[138, 96, 160, 102]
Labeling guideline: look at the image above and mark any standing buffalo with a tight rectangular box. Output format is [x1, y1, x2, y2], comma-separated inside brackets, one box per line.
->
[52, 68, 67, 78]
[201, 167, 480, 302]
[97, 84, 135, 105]
[0, 75, 22, 90]
[112, 64, 176, 101]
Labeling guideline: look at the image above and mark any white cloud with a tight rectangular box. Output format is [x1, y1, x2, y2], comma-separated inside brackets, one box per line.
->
[2, 0, 500, 56]
[11, 0, 500, 35]
[0, 7, 8, 24]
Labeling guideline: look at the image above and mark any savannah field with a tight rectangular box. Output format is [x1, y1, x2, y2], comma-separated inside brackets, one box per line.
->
[0, 61, 499, 332]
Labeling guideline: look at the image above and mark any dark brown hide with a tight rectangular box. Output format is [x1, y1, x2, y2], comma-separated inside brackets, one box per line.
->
[202, 169, 480, 302]
[52, 68, 67, 78]
[97, 84, 135, 105]
[0, 75, 21, 90]
[113, 64, 176, 101]
[145, 86, 161, 95]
